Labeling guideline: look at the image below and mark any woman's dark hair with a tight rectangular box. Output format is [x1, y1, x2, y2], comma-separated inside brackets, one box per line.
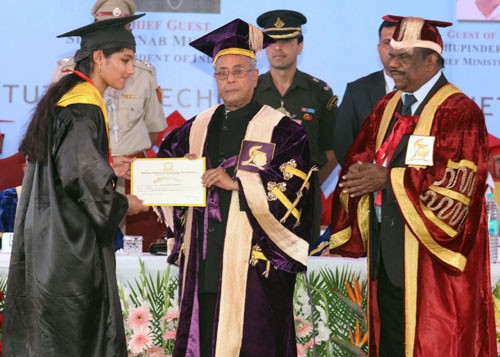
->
[19, 48, 125, 164]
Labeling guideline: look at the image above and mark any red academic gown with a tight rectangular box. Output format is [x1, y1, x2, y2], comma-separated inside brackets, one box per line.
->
[330, 81, 497, 356]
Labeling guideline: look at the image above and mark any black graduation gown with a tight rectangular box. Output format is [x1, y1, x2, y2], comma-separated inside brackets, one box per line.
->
[4, 104, 128, 356]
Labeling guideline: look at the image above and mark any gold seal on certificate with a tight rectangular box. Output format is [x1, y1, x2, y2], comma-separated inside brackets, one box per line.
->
[131, 158, 206, 206]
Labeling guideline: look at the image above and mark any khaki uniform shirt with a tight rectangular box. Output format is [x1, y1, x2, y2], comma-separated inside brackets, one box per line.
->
[52, 57, 166, 155]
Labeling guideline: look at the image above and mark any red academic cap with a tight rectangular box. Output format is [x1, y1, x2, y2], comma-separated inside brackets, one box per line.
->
[189, 18, 275, 64]
[383, 15, 452, 54]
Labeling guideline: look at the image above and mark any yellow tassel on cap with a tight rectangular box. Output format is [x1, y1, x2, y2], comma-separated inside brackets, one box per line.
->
[248, 23, 264, 54]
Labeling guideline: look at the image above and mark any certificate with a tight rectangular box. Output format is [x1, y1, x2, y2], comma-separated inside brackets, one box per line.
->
[131, 158, 206, 206]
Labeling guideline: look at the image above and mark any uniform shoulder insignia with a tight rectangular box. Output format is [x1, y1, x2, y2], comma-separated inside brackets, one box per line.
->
[326, 95, 339, 111]
[135, 59, 153, 67]
[307, 74, 330, 91]
[134, 59, 156, 74]
[57, 56, 75, 67]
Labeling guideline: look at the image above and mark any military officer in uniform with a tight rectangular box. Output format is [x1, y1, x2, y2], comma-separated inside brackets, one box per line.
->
[254, 9, 338, 185]
[52, 0, 167, 250]
[255, 9, 338, 245]
[52, 0, 166, 157]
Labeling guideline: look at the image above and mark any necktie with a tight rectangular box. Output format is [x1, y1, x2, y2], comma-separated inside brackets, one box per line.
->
[374, 93, 418, 206]
[401, 94, 417, 116]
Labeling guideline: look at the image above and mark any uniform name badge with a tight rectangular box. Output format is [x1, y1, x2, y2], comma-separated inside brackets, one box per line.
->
[405, 135, 435, 166]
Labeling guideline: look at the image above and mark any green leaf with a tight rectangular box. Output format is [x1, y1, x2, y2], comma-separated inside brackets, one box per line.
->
[294, 266, 369, 355]
[330, 336, 367, 356]
[119, 259, 179, 354]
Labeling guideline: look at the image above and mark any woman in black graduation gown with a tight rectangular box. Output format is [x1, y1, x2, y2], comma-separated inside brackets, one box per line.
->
[3, 14, 148, 356]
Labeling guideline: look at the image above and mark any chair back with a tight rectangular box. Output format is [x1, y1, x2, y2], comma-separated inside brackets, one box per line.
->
[0, 152, 26, 191]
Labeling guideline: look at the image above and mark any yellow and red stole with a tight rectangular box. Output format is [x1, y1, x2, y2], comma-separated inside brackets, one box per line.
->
[56, 81, 112, 164]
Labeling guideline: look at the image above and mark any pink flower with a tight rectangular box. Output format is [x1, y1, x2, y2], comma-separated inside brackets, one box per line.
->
[296, 339, 314, 357]
[129, 330, 153, 354]
[163, 310, 180, 321]
[127, 306, 152, 330]
[295, 316, 313, 338]
[296, 343, 307, 357]
[145, 345, 168, 357]
[163, 329, 177, 341]
[304, 339, 315, 349]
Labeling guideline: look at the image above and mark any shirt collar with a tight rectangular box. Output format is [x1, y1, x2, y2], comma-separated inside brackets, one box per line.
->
[258, 69, 309, 92]
[383, 71, 395, 94]
[258, 72, 273, 91]
[224, 100, 261, 121]
[402, 70, 442, 115]
[294, 70, 310, 89]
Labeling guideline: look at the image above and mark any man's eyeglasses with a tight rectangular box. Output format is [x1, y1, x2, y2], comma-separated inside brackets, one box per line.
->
[214, 68, 255, 80]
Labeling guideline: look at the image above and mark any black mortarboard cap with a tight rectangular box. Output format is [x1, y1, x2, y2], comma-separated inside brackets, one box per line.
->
[189, 18, 275, 65]
[256, 10, 307, 40]
[57, 13, 145, 62]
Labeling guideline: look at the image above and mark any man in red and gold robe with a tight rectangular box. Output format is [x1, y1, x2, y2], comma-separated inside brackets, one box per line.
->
[330, 15, 497, 356]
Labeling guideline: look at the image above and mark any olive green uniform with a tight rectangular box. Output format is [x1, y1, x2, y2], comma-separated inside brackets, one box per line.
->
[254, 70, 337, 166]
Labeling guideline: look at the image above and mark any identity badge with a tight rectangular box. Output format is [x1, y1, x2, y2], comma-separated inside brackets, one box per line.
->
[405, 135, 435, 166]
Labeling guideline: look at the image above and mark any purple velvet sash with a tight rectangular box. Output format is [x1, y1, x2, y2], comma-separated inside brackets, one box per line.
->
[197, 155, 239, 260]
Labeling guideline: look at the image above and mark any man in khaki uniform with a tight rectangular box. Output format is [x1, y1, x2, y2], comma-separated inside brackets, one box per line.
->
[52, 0, 166, 157]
